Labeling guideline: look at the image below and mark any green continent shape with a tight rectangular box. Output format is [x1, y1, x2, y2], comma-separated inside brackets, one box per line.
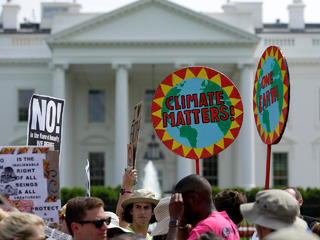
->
[262, 110, 271, 132]
[179, 126, 198, 148]
[270, 58, 284, 115]
[257, 69, 271, 132]
[200, 80, 232, 135]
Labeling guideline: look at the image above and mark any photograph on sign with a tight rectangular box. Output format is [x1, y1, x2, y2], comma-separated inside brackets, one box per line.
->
[130, 101, 143, 147]
[253, 46, 290, 145]
[127, 144, 135, 168]
[151, 66, 243, 159]
[27, 94, 65, 152]
[0, 146, 61, 225]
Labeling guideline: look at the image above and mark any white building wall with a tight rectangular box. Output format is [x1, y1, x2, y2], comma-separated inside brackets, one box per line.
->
[0, 1, 320, 190]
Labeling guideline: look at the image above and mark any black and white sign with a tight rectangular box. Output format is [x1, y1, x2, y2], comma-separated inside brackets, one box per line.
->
[27, 94, 64, 152]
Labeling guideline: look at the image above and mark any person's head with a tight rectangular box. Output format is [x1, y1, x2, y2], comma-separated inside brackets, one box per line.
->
[174, 174, 213, 225]
[214, 189, 247, 226]
[151, 197, 170, 239]
[66, 196, 108, 240]
[240, 189, 300, 240]
[0, 211, 46, 240]
[283, 186, 303, 207]
[312, 222, 320, 237]
[105, 211, 130, 239]
[121, 189, 158, 226]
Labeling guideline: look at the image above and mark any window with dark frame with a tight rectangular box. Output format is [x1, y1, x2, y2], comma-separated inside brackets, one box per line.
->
[145, 90, 155, 122]
[18, 89, 34, 122]
[88, 152, 105, 186]
[203, 155, 218, 186]
[273, 152, 288, 186]
[89, 90, 105, 122]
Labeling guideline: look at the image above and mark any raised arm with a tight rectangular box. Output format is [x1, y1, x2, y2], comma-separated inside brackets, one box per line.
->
[115, 167, 137, 228]
[166, 193, 189, 240]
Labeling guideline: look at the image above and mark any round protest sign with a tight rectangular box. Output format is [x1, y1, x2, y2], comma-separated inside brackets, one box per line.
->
[151, 67, 243, 159]
[253, 46, 290, 145]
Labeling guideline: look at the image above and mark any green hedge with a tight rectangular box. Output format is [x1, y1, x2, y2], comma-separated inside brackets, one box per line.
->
[60, 185, 320, 218]
[60, 186, 120, 212]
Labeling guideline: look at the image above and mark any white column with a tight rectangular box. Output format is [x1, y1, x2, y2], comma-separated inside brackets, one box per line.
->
[237, 63, 255, 189]
[52, 64, 73, 188]
[174, 62, 195, 181]
[112, 63, 131, 186]
[177, 156, 195, 181]
[52, 64, 67, 98]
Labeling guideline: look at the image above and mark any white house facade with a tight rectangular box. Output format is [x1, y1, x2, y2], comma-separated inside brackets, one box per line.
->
[0, 0, 319, 191]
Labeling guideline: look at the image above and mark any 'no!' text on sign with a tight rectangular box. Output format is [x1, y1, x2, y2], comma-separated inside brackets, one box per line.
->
[151, 67, 243, 159]
[27, 94, 64, 152]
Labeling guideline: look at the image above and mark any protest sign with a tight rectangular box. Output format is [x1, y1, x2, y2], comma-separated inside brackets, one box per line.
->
[0, 146, 61, 225]
[128, 101, 143, 168]
[151, 67, 243, 160]
[27, 94, 64, 152]
[0, 194, 16, 212]
[45, 226, 72, 240]
[253, 46, 290, 188]
[253, 46, 290, 145]
[127, 144, 134, 168]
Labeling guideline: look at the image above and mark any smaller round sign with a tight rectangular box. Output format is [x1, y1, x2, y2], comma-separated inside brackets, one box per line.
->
[151, 66, 243, 159]
[253, 46, 290, 144]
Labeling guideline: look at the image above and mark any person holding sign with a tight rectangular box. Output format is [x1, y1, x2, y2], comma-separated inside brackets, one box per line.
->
[121, 189, 159, 240]
[116, 167, 137, 227]
[116, 167, 158, 240]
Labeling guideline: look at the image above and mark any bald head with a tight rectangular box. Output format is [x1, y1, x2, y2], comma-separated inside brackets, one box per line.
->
[174, 174, 212, 199]
[283, 187, 303, 207]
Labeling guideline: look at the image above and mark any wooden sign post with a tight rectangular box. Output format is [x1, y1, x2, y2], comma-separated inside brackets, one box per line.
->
[128, 101, 143, 169]
[151, 67, 243, 175]
[253, 46, 290, 189]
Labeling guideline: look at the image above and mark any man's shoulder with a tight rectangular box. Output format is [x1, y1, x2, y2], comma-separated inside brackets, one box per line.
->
[301, 215, 320, 228]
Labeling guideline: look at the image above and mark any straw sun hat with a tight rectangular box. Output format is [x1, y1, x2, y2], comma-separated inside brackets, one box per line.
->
[121, 189, 159, 224]
[151, 197, 170, 236]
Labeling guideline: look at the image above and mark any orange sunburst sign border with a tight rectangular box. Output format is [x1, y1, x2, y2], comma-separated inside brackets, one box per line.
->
[253, 46, 290, 145]
[151, 66, 243, 159]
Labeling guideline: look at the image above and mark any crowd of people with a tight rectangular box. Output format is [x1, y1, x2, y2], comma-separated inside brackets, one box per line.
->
[0, 167, 320, 240]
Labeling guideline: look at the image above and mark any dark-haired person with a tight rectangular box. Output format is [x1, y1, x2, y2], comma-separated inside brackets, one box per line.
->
[65, 196, 109, 240]
[121, 189, 159, 240]
[214, 189, 247, 227]
[115, 167, 159, 239]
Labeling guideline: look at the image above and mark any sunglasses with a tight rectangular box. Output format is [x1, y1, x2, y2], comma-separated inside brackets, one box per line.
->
[76, 217, 111, 228]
